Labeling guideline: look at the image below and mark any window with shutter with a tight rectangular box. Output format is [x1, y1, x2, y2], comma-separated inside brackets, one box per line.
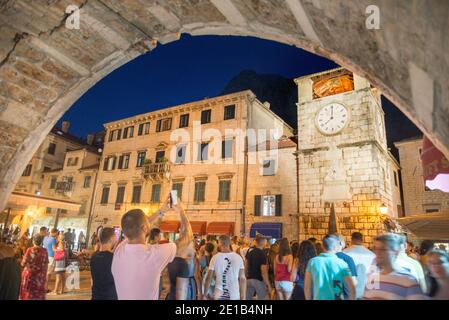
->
[118, 155, 124, 169]
[151, 184, 161, 203]
[155, 151, 165, 163]
[275, 195, 282, 216]
[175, 145, 186, 164]
[83, 176, 91, 188]
[201, 109, 211, 124]
[221, 140, 233, 159]
[198, 143, 209, 161]
[100, 187, 110, 204]
[138, 123, 143, 136]
[48, 143, 56, 155]
[136, 152, 146, 167]
[218, 180, 231, 202]
[50, 176, 57, 189]
[116, 186, 125, 204]
[172, 183, 183, 201]
[156, 119, 162, 132]
[224, 105, 236, 120]
[179, 114, 189, 128]
[132, 185, 141, 203]
[262, 160, 276, 176]
[254, 195, 261, 216]
[194, 181, 206, 202]
[122, 154, 130, 169]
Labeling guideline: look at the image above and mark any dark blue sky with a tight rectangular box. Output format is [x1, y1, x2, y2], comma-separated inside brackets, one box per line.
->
[59, 34, 337, 137]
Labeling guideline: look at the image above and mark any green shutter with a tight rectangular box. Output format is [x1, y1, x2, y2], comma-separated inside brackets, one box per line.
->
[254, 195, 261, 216]
[275, 195, 282, 216]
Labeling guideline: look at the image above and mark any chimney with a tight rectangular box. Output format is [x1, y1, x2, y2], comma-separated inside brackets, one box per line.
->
[86, 134, 94, 145]
[61, 121, 70, 133]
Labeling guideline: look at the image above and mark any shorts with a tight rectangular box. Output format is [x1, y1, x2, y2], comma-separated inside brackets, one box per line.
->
[275, 281, 294, 293]
[246, 279, 269, 300]
[47, 257, 55, 274]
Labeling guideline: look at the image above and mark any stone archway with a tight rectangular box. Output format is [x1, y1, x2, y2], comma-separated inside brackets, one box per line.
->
[0, 0, 448, 211]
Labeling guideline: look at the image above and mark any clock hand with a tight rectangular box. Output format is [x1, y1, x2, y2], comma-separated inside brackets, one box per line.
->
[331, 106, 334, 118]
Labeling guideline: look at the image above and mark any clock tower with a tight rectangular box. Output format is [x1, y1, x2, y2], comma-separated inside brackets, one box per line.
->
[294, 68, 396, 247]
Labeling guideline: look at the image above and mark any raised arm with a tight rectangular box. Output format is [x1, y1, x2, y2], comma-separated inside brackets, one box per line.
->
[148, 196, 171, 225]
[174, 202, 193, 256]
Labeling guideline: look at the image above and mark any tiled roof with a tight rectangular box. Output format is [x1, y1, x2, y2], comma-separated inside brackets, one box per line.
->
[50, 127, 87, 146]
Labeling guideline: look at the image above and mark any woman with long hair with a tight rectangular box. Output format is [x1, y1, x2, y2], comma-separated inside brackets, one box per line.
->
[200, 242, 216, 299]
[274, 238, 294, 300]
[426, 249, 449, 299]
[19, 235, 48, 300]
[49, 233, 67, 295]
[267, 242, 279, 297]
[290, 240, 317, 300]
[166, 201, 202, 300]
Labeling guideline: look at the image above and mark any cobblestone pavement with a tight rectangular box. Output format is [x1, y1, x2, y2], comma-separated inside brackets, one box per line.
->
[45, 269, 170, 300]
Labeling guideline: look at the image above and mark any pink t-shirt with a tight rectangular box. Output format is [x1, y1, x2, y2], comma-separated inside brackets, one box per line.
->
[111, 241, 176, 300]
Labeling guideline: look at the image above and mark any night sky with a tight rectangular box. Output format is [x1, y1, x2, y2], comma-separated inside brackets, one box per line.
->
[59, 34, 420, 155]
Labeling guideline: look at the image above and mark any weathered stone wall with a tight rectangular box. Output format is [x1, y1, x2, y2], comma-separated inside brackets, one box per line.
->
[1, 0, 449, 214]
[299, 213, 387, 248]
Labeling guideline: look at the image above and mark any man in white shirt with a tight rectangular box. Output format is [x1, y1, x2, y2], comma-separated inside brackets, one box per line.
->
[343, 232, 376, 299]
[396, 234, 427, 293]
[204, 235, 246, 300]
[112, 197, 177, 300]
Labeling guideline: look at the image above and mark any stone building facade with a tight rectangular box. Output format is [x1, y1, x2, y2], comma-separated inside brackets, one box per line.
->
[295, 68, 401, 247]
[91, 90, 296, 240]
[1, 121, 100, 236]
[14, 121, 85, 194]
[395, 137, 449, 215]
[37, 147, 100, 237]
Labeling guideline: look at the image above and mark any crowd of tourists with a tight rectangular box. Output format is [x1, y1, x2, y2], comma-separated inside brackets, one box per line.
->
[1, 197, 449, 300]
[0, 226, 88, 299]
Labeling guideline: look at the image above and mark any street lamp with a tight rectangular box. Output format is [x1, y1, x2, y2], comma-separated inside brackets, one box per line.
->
[379, 203, 388, 215]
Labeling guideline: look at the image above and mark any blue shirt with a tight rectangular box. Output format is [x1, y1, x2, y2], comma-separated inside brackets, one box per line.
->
[43, 236, 56, 257]
[306, 252, 352, 300]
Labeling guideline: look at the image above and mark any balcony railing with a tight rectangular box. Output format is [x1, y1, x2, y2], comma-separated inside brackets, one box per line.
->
[142, 162, 170, 181]
[55, 181, 74, 194]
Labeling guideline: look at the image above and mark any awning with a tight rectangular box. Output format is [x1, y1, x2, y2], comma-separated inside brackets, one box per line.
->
[421, 136, 449, 181]
[158, 220, 180, 233]
[190, 221, 207, 235]
[206, 222, 235, 236]
[8, 192, 81, 212]
[250, 222, 283, 239]
[396, 213, 449, 240]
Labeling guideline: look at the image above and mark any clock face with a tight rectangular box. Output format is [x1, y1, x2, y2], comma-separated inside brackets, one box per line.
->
[315, 103, 350, 135]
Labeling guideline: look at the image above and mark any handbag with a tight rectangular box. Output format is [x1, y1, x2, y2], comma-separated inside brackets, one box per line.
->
[54, 249, 65, 261]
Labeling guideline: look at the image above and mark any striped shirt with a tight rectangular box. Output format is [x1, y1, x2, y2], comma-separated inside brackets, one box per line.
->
[363, 270, 426, 300]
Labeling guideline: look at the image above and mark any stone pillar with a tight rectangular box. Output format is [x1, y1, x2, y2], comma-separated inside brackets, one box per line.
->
[296, 78, 313, 104]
